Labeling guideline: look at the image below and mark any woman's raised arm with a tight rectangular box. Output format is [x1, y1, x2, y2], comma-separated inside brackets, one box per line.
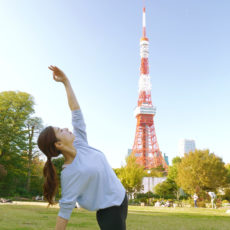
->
[48, 65, 80, 111]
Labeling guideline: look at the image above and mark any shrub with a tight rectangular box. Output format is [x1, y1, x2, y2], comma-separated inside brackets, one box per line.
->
[128, 199, 140, 205]
[150, 199, 158, 206]
[216, 199, 222, 208]
[179, 194, 189, 200]
[136, 192, 157, 199]
[222, 200, 229, 204]
[140, 197, 148, 203]
[197, 200, 206, 208]
[222, 189, 230, 201]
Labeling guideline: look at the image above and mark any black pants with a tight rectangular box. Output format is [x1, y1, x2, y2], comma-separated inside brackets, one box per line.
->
[96, 194, 128, 230]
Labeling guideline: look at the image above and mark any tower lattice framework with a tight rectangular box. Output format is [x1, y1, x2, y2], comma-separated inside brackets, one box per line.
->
[132, 7, 168, 170]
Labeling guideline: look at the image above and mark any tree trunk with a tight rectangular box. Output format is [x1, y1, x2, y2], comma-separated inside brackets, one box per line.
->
[27, 126, 34, 192]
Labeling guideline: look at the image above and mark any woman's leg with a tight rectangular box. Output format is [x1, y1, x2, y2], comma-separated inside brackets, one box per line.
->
[96, 194, 128, 230]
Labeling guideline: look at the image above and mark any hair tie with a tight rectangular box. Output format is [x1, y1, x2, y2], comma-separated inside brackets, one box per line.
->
[47, 156, 52, 162]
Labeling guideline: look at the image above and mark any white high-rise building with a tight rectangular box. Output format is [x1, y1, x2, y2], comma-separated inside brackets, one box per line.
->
[178, 139, 196, 156]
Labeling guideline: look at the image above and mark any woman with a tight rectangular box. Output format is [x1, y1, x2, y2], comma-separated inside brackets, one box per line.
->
[37, 66, 127, 230]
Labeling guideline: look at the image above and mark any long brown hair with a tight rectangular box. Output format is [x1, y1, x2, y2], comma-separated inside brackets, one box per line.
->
[37, 126, 61, 205]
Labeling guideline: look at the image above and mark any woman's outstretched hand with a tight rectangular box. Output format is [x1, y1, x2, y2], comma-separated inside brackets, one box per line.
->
[48, 65, 68, 84]
[49, 65, 80, 110]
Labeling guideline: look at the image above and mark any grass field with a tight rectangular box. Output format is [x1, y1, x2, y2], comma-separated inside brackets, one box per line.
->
[0, 204, 230, 230]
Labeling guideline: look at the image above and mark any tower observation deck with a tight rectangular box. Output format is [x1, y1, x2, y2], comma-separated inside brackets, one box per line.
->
[131, 7, 168, 170]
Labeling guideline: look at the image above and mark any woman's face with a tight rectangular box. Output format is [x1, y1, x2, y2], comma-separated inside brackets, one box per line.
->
[53, 127, 75, 145]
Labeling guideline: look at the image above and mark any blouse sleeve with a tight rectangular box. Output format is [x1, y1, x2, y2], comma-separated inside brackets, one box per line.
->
[72, 110, 88, 145]
[58, 199, 76, 220]
[58, 172, 81, 220]
[58, 168, 91, 220]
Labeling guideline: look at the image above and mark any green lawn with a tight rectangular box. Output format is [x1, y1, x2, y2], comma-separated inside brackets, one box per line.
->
[0, 204, 230, 230]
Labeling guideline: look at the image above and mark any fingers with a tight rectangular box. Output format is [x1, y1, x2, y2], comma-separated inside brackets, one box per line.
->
[48, 65, 57, 71]
[48, 65, 54, 70]
[49, 65, 62, 76]
[48, 65, 66, 83]
[49, 65, 57, 80]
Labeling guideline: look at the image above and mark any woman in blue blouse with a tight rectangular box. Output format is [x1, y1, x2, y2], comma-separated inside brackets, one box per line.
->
[37, 66, 127, 230]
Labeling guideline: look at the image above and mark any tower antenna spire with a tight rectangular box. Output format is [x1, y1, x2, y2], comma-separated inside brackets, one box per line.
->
[142, 5, 146, 38]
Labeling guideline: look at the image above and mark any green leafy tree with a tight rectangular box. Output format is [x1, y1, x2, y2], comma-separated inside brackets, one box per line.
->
[0, 91, 43, 196]
[177, 149, 228, 195]
[167, 156, 182, 199]
[0, 91, 34, 196]
[52, 157, 65, 197]
[223, 164, 230, 201]
[25, 117, 43, 192]
[52, 157, 65, 179]
[116, 155, 145, 196]
[225, 163, 230, 184]
[154, 179, 175, 199]
[145, 165, 167, 177]
[0, 91, 34, 159]
[29, 156, 44, 196]
[153, 157, 182, 199]
[0, 164, 7, 180]
[167, 157, 181, 181]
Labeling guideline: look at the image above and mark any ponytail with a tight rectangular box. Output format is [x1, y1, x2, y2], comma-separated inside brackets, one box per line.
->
[43, 158, 58, 205]
[37, 126, 61, 206]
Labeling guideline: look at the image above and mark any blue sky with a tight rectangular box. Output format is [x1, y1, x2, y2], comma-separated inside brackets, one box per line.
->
[0, 0, 229, 167]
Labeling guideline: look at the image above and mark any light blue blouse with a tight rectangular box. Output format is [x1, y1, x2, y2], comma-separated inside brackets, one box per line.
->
[58, 110, 126, 220]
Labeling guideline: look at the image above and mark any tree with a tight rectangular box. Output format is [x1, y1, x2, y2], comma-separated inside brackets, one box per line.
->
[153, 157, 182, 199]
[0, 91, 43, 196]
[167, 156, 182, 199]
[167, 156, 181, 182]
[0, 164, 7, 180]
[0, 91, 34, 159]
[52, 157, 65, 180]
[25, 117, 43, 192]
[225, 163, 230, 184]
[52, 157, 65, 197]
[176, 149, 228, 195]
[29, 156, 45, 196]
[154, 180, 175, 199]
[145, 165, 167, 177]
[0, 91, 35, 196]
[116, 155, 145, 196]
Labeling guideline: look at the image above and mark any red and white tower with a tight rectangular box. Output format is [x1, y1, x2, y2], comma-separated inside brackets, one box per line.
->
[132, 7, 168, 170]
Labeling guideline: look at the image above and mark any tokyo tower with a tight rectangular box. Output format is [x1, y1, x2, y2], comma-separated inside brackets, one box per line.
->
[132, 7, 168, 170]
